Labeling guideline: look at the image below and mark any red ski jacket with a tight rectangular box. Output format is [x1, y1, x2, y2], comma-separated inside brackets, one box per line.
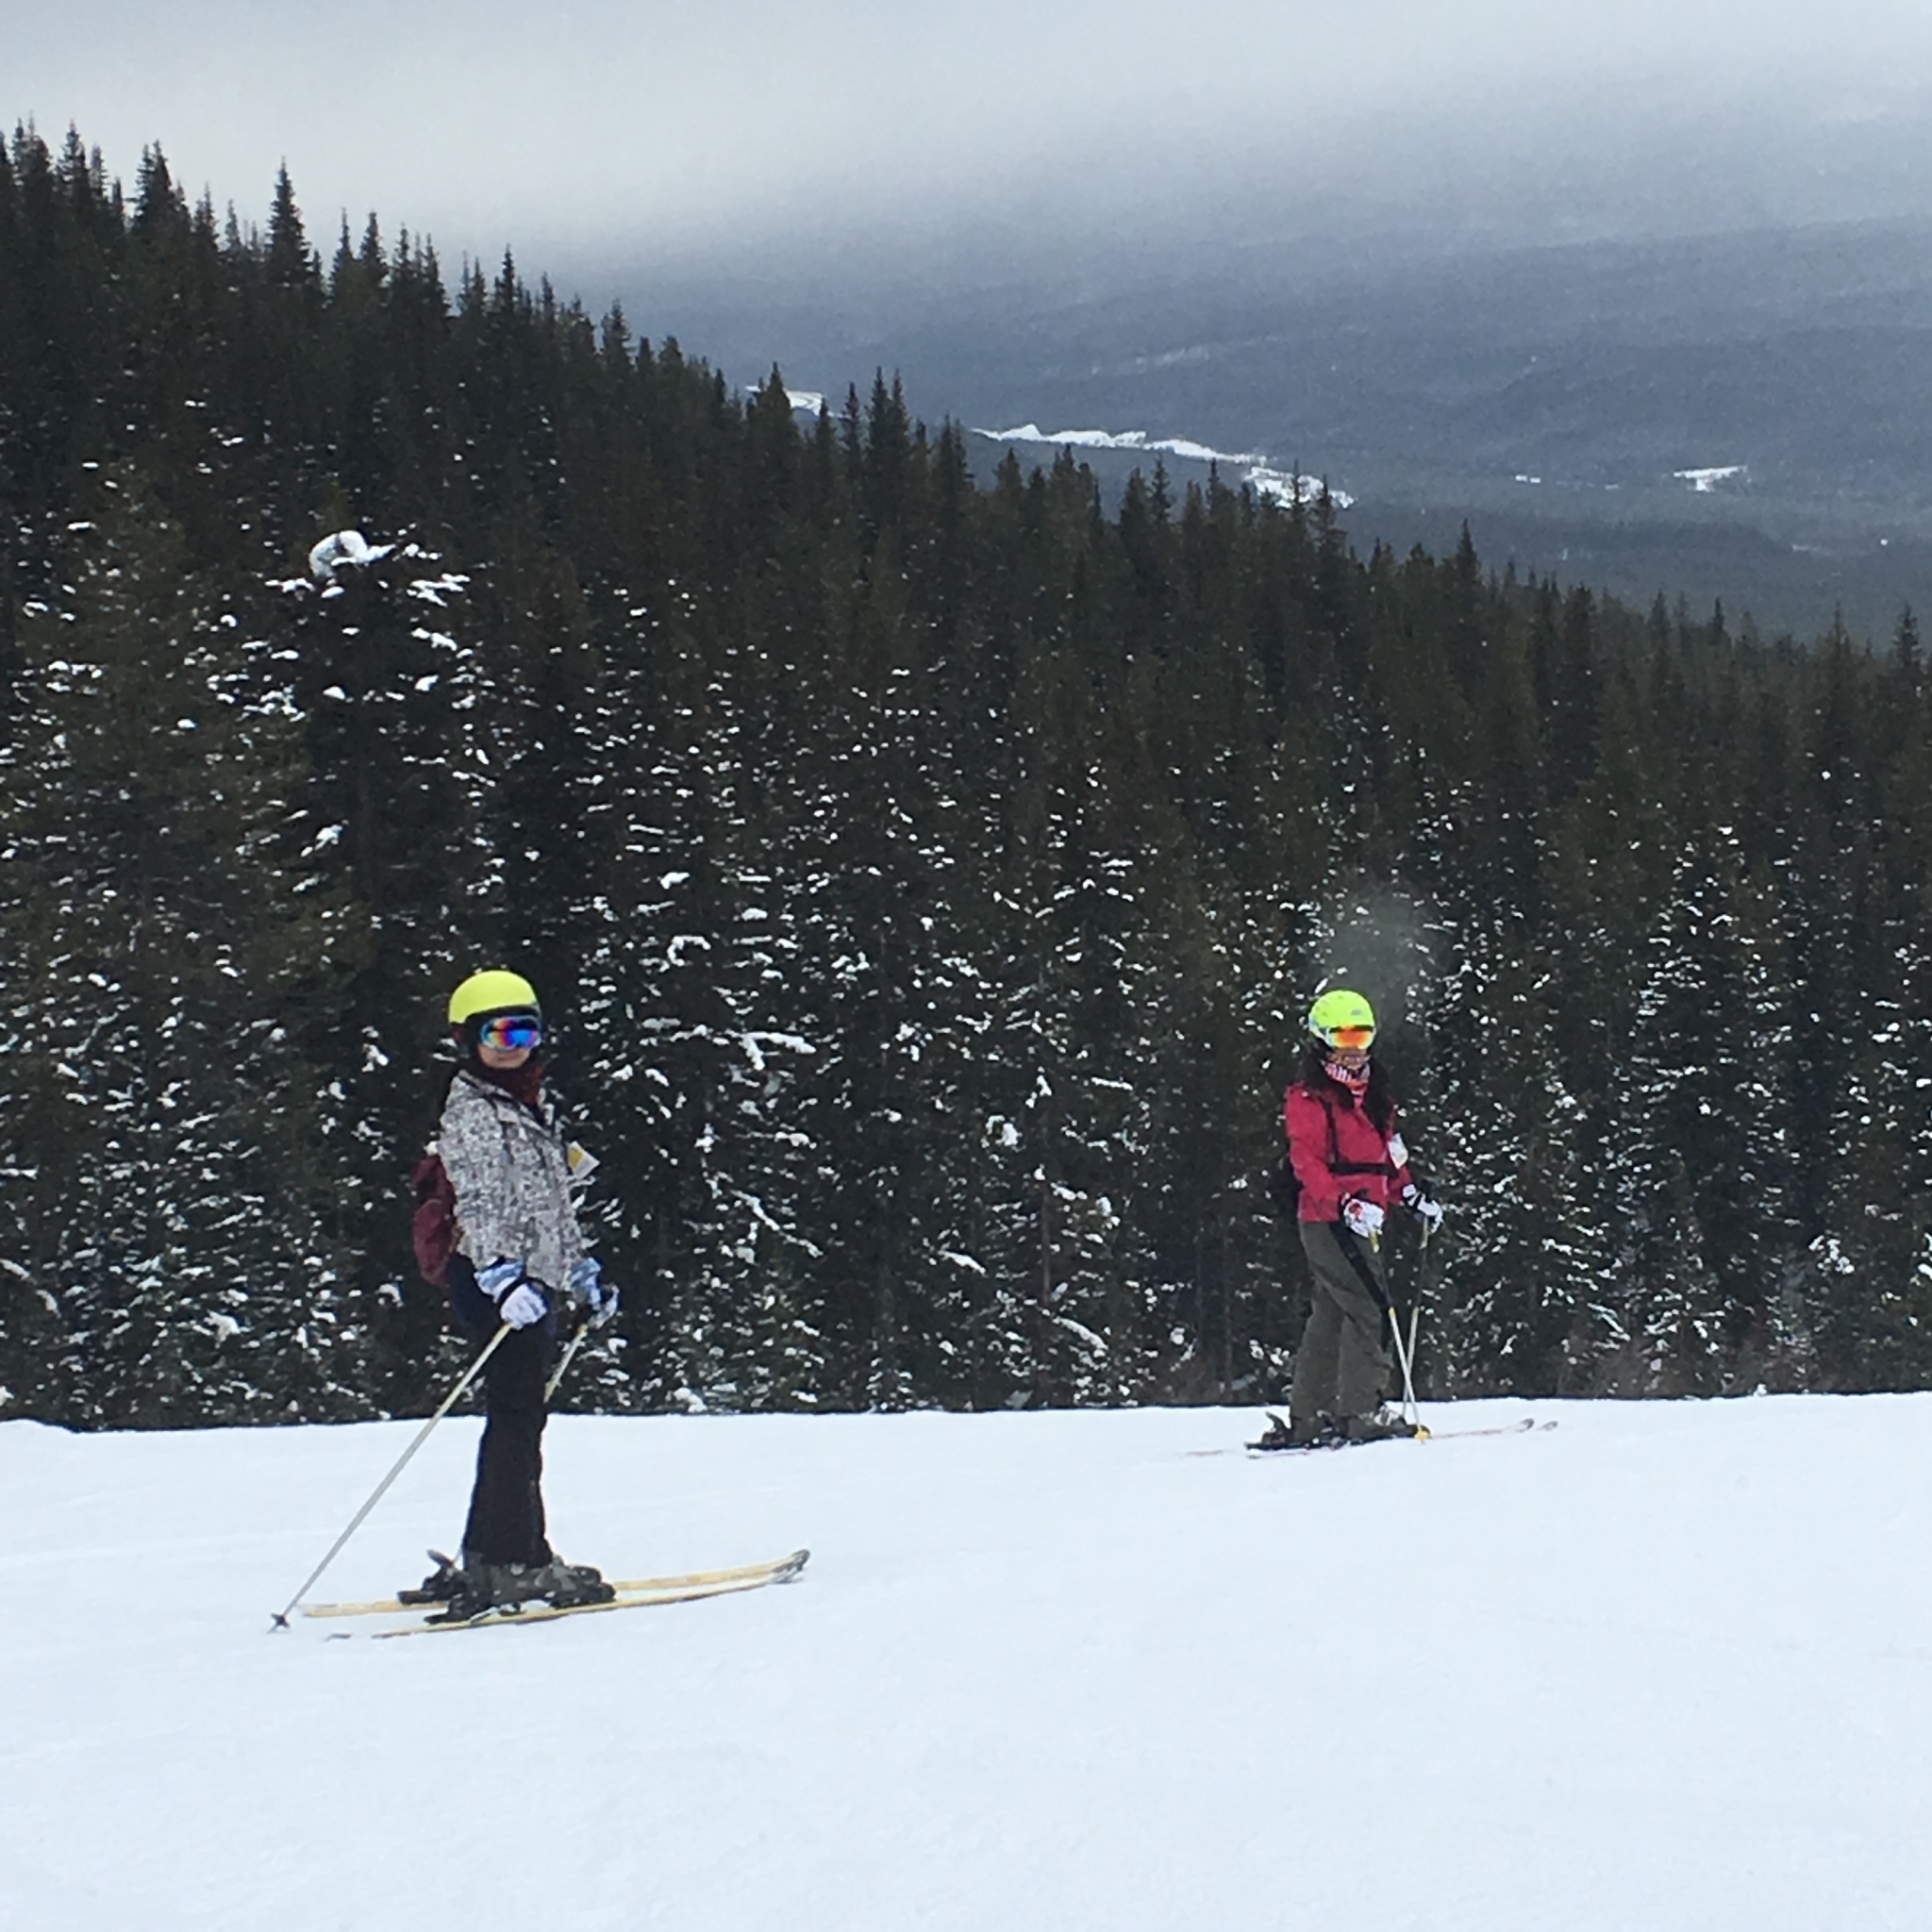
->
[1283, 1081, 1415, 1224]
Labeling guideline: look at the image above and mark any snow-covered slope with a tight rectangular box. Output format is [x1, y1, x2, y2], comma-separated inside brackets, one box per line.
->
[5, 1395, 1927, 1930]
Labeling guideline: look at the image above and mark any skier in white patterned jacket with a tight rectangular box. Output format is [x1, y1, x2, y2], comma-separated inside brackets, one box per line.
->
[408, 969, 620, 1618]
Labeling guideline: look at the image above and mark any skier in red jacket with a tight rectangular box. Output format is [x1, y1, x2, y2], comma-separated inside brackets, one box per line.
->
[1278, 989, 1443, 1444]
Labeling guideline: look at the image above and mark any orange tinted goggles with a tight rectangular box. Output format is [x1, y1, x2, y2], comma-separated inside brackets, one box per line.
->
[1324, 1025, 1375, 1050]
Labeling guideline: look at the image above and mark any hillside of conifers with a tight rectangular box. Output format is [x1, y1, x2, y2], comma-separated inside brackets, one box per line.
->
[4, 131, 1929, 1426]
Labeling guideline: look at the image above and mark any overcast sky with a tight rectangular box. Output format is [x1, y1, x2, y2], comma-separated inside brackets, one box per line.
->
[16, 1, 1932, 281]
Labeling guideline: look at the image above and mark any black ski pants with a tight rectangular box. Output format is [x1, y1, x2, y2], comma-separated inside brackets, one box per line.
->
[1290, 1220, 1392, 1426]
[447, 1257, 556, 1566]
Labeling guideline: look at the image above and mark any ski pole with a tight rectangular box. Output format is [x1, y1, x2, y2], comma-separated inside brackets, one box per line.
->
[269, 1323, 511, 1630]
[1388, 1293, 1421, 1427]
[1393, 1222, 1434, 1430]
[545, 1321, 591, 1404]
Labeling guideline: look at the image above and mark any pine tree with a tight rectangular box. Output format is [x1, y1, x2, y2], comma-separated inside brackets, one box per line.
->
[0, 465, 346, 1420]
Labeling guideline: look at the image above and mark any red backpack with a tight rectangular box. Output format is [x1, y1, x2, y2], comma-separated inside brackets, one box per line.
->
[410, 1152, 458, 1288]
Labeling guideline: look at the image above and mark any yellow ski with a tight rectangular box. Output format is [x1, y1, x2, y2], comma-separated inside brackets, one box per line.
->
[361, 1549, 810, 1638]
[303, 1549, 808, 1619]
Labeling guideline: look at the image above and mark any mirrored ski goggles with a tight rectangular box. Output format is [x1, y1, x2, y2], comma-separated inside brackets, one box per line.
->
[479, 1013, 544, 1051]
[1322, 1025, 1375, 1050]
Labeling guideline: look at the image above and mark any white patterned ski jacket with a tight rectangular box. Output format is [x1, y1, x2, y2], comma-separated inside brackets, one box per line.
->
[438, 1067, 588, 1293]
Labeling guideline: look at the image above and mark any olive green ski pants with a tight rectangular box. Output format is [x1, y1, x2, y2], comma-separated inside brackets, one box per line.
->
[1290, 1220, 1392, 1425]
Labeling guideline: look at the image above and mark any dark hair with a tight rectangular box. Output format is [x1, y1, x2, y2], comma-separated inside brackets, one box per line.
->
[1296, 1039, 1396, 1134]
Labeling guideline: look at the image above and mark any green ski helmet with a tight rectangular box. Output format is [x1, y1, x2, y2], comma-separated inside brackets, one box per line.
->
[448, 968, 541, 1027]
[1308, 988, 1376, 1049]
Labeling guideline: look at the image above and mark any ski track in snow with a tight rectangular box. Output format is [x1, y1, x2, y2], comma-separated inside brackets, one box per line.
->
[4, 1395, 1930, 1930]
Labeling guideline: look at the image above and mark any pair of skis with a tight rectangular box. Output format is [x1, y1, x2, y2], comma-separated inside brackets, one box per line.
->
[1183, 1415, 1556, 1458]
[303, 1548, 810, 1638]
[1244, 1414, 1556, 1455]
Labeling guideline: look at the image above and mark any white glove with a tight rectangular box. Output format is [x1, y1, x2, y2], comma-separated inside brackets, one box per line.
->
[1341, 1196, 1385, 1241]
[1402, 1183, 1445, 1233]
[569, 1257, 620, 1328]
[476, 1257, 545, 1327]
[499, 1281, 548, 1328]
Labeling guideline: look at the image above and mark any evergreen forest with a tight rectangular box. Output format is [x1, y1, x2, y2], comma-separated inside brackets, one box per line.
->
[5, 129, 1931, 1428]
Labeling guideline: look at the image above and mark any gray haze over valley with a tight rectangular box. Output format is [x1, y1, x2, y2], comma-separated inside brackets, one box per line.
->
[22, 0, 1932, 633]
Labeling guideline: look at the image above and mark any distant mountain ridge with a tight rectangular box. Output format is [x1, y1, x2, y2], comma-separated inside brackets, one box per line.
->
[633, 216, 1932, 637]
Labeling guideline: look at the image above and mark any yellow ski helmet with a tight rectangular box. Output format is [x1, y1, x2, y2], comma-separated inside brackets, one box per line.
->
[1308, 988, 1376, 1048]
[448, 969, 541, 1026]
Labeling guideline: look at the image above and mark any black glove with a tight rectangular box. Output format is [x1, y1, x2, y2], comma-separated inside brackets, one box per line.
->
[1401, 1182, 1444, 1233]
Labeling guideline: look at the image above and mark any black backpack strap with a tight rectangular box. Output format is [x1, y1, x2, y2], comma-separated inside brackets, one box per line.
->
[1317, 1088, 1397, 1179]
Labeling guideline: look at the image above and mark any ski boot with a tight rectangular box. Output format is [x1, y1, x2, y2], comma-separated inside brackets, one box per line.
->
[1251, 1411, 1339, 1451]
[429, 1550, 616, 1622]
[524, 1554, 616, 1608]
[398, 1549, 463, 1605]
[1341, 1407, 1424, 1443]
